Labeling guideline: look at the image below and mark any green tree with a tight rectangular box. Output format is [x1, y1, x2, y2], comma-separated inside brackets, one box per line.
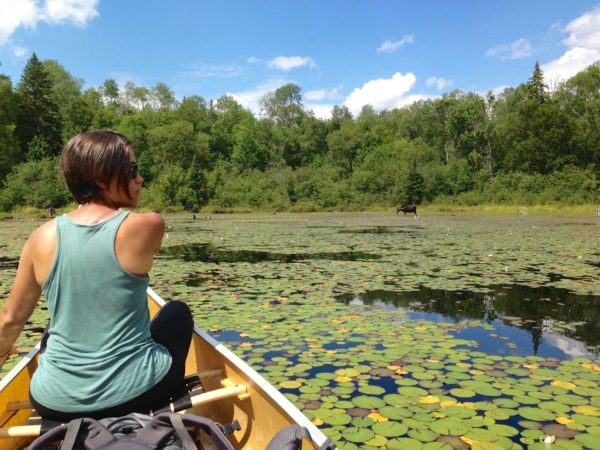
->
[260, 83, 305, 128]
[404, 164, 425, 205]
[502, 65, 574, 174]
[152, 82, 177, 111]
[0, 75, 20, 180]
[147, 120, 210, 171]
[209, 95, 249, 163]
[123, 81, 151, 111]
[447, 92, 487, 170]
[527, 62, 548, 103]
[557, 62, 600, 170]
[15, 53, 63, 159]
[43, 59, 92, 140]
[327, 120, 363, 175]
[177, 96, 210, 133]
[330, 105, 352, 131]
[100, 79, 120, 106]
[0, 157, 70, 211]
[231, 116, 271, 172]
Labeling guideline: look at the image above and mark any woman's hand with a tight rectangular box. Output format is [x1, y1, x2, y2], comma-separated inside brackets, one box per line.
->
[0, 345, 20, 368]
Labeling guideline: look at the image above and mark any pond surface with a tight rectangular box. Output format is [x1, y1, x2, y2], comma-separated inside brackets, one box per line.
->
[336, 286, 600, 360]
[159, 242, 382, 263]
[1, 212, 599, 449]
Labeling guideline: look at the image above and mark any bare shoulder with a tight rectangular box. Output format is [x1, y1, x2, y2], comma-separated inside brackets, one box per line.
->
[19, 219, 57, 282]
[124, 211, 165, 234]
[120, 211, 165, 254]
[27, 219, 57, 251]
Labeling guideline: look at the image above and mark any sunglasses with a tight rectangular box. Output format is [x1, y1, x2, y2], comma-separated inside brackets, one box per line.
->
[128, 162, 139, 179]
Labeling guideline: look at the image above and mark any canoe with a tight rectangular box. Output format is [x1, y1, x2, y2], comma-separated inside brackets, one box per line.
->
[0, 287, 334, 449]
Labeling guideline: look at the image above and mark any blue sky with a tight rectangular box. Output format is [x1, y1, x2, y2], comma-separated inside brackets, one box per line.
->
[1, 1, 599, 118]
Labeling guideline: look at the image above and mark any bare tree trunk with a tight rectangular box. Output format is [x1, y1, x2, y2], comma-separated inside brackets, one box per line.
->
[444, 139, 450, 164]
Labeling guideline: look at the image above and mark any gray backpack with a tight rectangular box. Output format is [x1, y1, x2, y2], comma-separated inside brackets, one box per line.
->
[28, 412, 236, 450]
[28, 413, 336, 450]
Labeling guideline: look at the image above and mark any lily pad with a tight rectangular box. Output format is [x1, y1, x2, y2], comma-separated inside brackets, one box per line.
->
[372, 421, 409, 437]
[342, 426, 374, 443]
[518, 407, 556, 421]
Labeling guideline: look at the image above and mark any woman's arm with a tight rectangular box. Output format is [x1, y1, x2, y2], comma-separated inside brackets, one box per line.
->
[0, 234, 42, 367]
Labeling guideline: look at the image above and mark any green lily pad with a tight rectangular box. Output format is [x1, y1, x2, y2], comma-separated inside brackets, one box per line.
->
[429, 419, 470, 436]
[575, 433, 600, 450]
[325, 413, 352, 425]
[351, 395, 385, 409]
[358, 385, 386, 395]
[387, 437, 424, 449]
[518, 407, 556, 421]
[408, 428, 439, 442]
[450, 388, 476, 398]
[372, 421, 409, 437]
[487, 424, 519, 437]
[379, 405, 413, 420]
[342, 426, 374, 443]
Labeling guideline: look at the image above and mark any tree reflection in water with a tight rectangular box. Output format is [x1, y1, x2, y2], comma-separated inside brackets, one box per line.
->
[336, 285, 600, 359]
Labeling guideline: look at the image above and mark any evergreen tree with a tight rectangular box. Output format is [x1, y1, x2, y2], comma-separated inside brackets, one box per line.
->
[15, 53, 63, 159]
[405, 164, 425, 205]
[0, 75, 20, 180]
[527, 62, 548, 103]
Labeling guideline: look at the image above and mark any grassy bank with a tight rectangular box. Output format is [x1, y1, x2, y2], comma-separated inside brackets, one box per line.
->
[2, 203, 599, 219]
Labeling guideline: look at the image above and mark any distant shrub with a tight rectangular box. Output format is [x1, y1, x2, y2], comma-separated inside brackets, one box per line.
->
[0, 158, 70, 211]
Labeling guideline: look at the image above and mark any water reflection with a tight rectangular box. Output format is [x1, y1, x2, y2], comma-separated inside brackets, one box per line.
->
[160, 243, 381, 263]
[336, 286, 600, 359]
[0, 257, 18, 269]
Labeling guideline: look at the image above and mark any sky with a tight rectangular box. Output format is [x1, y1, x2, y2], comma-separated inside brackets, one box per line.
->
[1, 0, 600, 119]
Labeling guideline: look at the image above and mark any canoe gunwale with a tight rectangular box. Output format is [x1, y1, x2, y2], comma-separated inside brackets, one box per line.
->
[0, 344, 40, 394]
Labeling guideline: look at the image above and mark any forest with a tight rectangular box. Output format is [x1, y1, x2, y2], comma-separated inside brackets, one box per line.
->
[0, 53, 599, 212]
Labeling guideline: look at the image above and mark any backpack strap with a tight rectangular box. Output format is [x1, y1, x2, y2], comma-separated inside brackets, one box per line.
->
[28, 418, 118, 450]
[168, 413, 196, 450]
[135, 413, 234, 450]
[265, 425, 337, 450]
[61, 418, 83, 450]
[60, 417, 117, 450]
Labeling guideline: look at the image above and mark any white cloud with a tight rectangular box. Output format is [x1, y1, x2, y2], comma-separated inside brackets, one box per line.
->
[227, 78, 288, 115]
[563, 6, 600, 49]
[425, 76, 453, 91]
[12, 45, 28, 57]
[543, 332, 594, 359]
[304, 85, 343, 101]
[376, 34, 414, 53]
[305, 103, 335, 120]
[182, 63, 244, 79]
[0, 0, 37, 45]
[344, 72, 429, 114]
[267, 56, 316, 71]
[0, 0, 98, 45]
[542, 47, 600, 85]
[485, 38, 533, 61]
[542, 6, 600, 84]
[43, 0, 98, 26]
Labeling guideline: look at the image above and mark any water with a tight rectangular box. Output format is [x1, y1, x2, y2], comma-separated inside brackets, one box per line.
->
[159, 242, 381, 263]
[336, 285, 600, 359]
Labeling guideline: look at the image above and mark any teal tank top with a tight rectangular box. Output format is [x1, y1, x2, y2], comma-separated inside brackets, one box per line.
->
[30, 211, 172, 412]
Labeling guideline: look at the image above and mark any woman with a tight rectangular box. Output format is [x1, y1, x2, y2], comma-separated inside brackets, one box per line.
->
[0, 131, 193, 421]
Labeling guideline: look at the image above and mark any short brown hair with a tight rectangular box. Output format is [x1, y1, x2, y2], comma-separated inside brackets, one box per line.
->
[60, 131, 134, 205]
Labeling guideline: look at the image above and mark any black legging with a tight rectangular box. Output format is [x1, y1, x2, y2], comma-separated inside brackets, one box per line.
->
[30, 301, 194, 421]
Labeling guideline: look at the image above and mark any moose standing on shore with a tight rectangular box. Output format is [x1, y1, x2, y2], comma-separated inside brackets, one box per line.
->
[396, 204, 418, 216]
